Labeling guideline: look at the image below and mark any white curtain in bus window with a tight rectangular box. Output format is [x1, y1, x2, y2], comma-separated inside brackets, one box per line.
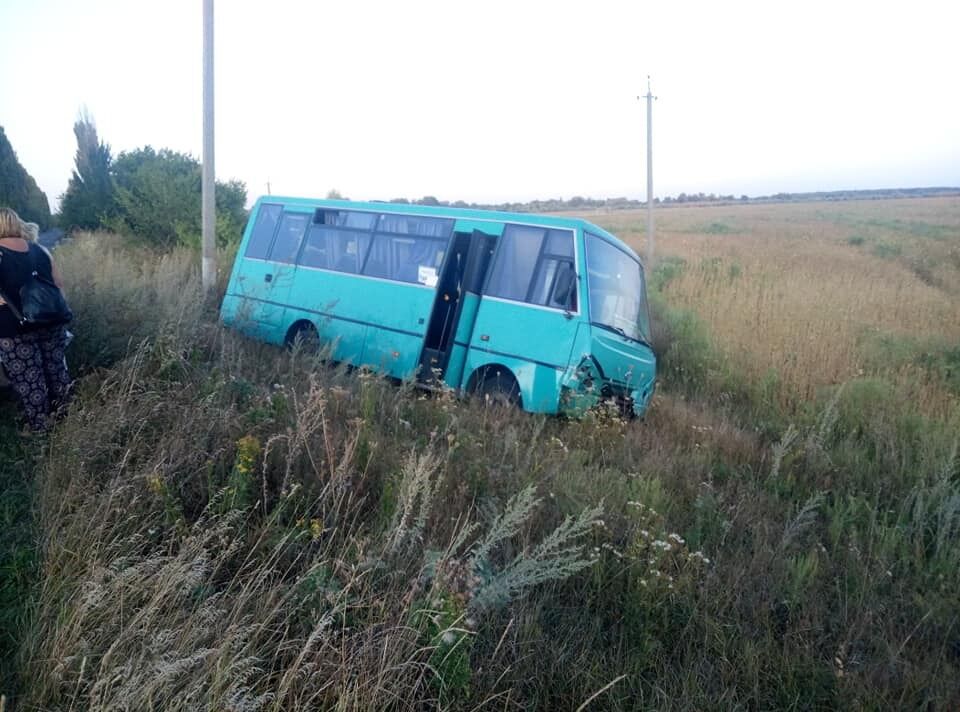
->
[269, 212, 311, 263]
[245, 204, 283, 259]
[320, 210, 377, 229]
[299, 226, 371, 274]
[363, 235, 445, 284]
[377, 214, 453, 237]
[486, 225, 546, 302]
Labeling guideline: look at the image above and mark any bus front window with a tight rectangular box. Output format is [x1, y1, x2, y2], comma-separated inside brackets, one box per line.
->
[585, 233, 651, 345]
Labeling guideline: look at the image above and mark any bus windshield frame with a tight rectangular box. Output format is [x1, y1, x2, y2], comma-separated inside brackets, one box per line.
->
[584, 232, 652, 345]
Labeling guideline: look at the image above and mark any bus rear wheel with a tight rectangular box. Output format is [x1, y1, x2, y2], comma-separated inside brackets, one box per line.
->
[476, 369, 521, 409]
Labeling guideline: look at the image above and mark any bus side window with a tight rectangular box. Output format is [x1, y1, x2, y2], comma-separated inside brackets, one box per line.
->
[486, 225, 545, 301]
[363, 234, 446, 284]
[486, 225, 576, 310]
[527, 230, 576, 309]
[245, 204, 283, 259]
[299, 227, 370, 273]
[269, 212, 311, 264]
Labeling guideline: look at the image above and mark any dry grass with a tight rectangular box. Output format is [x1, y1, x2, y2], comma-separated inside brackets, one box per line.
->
[3, 212, 959, 710]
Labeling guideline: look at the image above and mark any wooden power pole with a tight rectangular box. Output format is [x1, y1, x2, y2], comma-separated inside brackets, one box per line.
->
[201, 0, 216, 293]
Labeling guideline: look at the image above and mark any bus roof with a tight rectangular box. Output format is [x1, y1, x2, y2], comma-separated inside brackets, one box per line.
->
[257, 196, 639, 263]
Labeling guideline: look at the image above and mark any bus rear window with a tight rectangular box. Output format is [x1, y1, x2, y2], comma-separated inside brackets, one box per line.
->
[245, 203, 283, 259]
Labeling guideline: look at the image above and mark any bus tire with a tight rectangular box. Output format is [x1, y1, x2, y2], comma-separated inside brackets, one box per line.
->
[285, 321, 320, 353]
[475, 368, 521, 409]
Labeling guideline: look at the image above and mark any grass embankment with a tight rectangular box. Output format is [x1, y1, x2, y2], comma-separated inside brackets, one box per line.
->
[4, 202, 960, 710]
[0, 401, 37, 703]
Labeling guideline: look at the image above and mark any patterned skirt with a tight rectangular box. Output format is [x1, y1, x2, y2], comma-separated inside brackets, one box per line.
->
[0, 325, 73, 431]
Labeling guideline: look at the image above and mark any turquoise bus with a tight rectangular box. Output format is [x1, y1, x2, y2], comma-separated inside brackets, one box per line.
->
[220, 197, 656, 416]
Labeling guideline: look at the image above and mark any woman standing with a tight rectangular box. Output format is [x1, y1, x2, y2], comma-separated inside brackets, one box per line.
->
[0, 207, 73, 432]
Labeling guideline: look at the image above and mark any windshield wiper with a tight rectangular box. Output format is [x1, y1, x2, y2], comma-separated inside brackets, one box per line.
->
[591, 321, 653, 349]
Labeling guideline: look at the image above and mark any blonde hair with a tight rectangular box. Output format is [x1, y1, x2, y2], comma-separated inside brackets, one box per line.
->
[0, 207, 24, 238]
[21, 222, 40, 242]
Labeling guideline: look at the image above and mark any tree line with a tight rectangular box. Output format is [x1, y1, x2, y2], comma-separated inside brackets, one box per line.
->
[1, 113, 247, 248]
[0, 126, 53, 229]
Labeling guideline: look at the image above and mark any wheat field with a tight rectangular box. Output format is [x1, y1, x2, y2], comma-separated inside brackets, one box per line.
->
[584, 197, 960, 416]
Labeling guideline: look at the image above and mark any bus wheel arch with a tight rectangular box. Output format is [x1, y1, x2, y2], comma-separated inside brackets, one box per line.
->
[284, 319, 319, 351]
[467, 364, 522, 409]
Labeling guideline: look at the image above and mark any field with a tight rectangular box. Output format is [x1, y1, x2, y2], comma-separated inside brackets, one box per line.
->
[585, 198, 960, 417]
[1, 197, 958, 710]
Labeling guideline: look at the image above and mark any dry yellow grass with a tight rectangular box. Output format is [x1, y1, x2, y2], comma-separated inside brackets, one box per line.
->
[582, 197, 960, 415]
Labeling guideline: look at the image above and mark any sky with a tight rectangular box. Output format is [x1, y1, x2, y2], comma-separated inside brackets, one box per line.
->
[1, 0, 958, 209]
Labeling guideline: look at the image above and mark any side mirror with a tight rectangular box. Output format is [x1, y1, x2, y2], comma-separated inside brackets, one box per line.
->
[552, 262, 577, 310]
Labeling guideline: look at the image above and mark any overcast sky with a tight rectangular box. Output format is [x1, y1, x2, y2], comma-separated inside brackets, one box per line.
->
[1, 0, 958, 208]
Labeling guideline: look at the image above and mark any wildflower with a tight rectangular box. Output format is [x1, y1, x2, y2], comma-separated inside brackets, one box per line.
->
[441, 631, 458, 646]
[668, 533, 685, 545]
[310, 519, 323, 541]
[146, 473, 164, 496]
[652, 540, 672, 552]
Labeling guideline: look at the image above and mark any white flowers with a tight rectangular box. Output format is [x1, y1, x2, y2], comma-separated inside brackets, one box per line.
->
[651, 539, 672, 552]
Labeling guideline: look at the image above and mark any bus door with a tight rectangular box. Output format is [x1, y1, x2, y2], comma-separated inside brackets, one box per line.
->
[465, 225, 581, 410]
[419, 229, 498, 387]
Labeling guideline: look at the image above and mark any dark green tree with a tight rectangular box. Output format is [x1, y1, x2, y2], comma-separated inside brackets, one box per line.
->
[58, 111, 116, 230]
[108, 146, 247, 248]
[0, 126, 52, 229]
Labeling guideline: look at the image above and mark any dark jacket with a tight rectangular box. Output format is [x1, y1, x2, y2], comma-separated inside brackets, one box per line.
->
[0, 243, 56, 337]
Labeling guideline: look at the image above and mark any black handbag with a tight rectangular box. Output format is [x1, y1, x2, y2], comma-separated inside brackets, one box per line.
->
[0, 245, 73, 327]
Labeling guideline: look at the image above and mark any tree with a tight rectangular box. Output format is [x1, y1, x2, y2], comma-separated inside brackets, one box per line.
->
[59, 110, 115, 230]
[108, 146, 247, 248]
[326, 189, 346, 200]
[0, 126, 52, 229]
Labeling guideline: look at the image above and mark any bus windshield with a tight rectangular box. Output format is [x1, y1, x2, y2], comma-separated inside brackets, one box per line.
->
[585, 233, 651, 345]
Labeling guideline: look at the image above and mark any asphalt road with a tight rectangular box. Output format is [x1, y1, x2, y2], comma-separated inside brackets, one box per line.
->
[39, 228, 66, 250]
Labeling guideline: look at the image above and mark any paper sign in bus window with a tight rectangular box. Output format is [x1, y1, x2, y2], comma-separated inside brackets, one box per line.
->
[418, 265, 438, 287]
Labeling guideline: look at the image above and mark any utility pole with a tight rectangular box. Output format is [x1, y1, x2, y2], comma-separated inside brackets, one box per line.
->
[201, 0, 216, 293]
[643, 76, 656, 268]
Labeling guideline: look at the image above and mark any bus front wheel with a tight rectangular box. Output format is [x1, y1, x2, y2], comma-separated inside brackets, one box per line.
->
[475, 369, 521, 409]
